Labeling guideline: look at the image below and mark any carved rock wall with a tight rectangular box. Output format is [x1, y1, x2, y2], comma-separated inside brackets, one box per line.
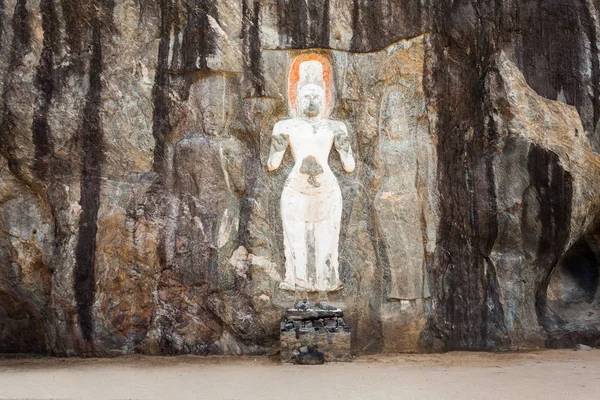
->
[1, 0, 600, 355]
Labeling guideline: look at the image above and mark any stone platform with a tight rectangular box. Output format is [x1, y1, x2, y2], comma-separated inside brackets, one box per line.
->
[280, 300, 352, 364]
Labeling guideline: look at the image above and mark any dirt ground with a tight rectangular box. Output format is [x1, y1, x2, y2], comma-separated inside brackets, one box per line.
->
[1, 350, 599, 399]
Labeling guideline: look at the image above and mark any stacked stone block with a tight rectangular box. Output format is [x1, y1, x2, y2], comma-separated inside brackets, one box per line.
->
[280, 301, 352, 364]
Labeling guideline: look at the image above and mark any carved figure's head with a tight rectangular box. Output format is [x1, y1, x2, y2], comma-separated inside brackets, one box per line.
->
[188, 74, 230, 136]
[201, 102, 227, 136]
[380, 89, 411, 141]
[288, 55, 333, 118]
[295, 60, 327, 118]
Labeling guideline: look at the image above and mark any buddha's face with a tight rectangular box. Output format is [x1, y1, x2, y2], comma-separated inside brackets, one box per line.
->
[298, 84, 325, 118]
[201, 103, 227, 136]
[188, 76, 229, 136]
[380, 90, 410, 141]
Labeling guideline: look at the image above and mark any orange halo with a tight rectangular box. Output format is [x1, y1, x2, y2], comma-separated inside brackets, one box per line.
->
[288, 53, 333, 117]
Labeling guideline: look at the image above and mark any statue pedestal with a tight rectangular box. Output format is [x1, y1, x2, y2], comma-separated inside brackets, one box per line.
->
[280, 300, 352, 364]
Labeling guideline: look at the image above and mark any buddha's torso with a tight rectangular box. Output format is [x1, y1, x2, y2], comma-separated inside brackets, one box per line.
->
[279, 118, 343, 172]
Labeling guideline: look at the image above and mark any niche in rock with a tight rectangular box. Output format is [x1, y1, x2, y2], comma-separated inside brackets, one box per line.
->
[545, 235, 600, 347]
[548, 238, 599, 304]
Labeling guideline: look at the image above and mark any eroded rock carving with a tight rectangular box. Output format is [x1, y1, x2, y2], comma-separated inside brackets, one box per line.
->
[171, 75, 246, 289]
[375, 88, 428, 301]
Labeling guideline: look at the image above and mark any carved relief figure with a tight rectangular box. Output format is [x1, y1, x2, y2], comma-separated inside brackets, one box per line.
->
[171, 75, 246, 288]
[375, 88, 428, 300]
[268, 56, 355, 292]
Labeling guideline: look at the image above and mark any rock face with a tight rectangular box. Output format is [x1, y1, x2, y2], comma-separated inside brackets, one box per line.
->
[1, 0, 600, 355]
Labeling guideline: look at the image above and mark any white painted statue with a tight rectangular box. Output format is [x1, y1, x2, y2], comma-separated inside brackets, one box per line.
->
[268, 58, 355, 292]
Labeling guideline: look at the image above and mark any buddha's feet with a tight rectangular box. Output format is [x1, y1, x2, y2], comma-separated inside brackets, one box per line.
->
[279, 281, 344, 292]
[279, 281, 296, 291]
[328, 282, 344, 292]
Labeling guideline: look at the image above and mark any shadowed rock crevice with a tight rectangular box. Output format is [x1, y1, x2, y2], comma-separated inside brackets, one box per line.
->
[0, 292, 48, 353]
[73, 3, 112, 344]
[0, 0, 5, 51]
[31, 0, 59, 182]
[350, 0, 427, 52]
[6, 0, 30, 65]
[149, 0, 174, 189]
[544, 234, 600, 348]
[429, 0, 510, 351]
[550, 239, 599, 304]
[149, 0, 175, 186]
[60, 1, 115, 75]
[242, 0, 264, 97]
[277, 0, 329, 49]
[527, 146, 573, 321]
[60, 0, 90, 74]
[182, 0, 218, 71]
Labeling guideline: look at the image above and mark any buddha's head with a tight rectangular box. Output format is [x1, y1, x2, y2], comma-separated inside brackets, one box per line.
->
[189, 74, 229, 136]
[380, 89, 410, 141]
[295, 60, 327, 118]
[200, 102, 227, 136]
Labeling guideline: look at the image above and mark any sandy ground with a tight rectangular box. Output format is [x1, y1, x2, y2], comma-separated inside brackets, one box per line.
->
[0, 350, 599, 400]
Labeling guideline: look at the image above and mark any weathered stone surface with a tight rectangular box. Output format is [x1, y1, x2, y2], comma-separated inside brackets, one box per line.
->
[1, 0, 600, 356]
[429, 1, 600, 351]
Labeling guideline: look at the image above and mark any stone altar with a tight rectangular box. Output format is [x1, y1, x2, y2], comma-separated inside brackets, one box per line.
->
[280, 300, 352, 364]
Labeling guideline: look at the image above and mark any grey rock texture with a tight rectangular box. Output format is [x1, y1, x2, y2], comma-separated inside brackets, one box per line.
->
[1, 0, 600, 355]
